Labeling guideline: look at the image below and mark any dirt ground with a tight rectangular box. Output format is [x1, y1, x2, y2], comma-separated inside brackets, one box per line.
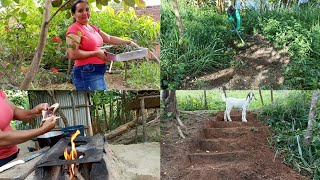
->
[182, 34, 290, 89]
[161, 110, 308, 180]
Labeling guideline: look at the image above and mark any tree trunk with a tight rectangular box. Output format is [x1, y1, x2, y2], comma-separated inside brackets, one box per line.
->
[171, 0, 184, 35]
[204, 90, 208, 110]
[20, 0, 51, 89]
[271, 89, 274, 104]
[162, 90, 186, 138]
[259, 87, 264, 105]
[303, 90, 319, 147]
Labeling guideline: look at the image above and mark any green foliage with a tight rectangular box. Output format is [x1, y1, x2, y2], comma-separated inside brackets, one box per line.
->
[242, 7, 320, 89]
[258, 91, 320, 178]
[90, 7, 159, 49]
[125, 61, 160, 89]
[0, 1, 159, 88]
[160, 0, 235, 89]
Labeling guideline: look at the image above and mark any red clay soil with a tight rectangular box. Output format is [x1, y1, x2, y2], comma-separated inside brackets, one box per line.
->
[161, 111, 308, 180]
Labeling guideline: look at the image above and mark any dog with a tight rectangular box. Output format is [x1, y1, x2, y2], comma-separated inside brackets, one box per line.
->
[222, 92, 256, 122]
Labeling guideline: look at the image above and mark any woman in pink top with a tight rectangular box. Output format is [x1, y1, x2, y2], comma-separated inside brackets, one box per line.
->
[66, 0, 139, 90]
[0, 90, 57, 167]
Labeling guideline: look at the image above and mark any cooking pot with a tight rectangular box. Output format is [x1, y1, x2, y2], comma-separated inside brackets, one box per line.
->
[34, 131, 64, 148]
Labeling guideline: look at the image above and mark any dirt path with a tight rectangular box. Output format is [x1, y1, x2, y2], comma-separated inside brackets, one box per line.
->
[184, 34, 290, 89]
[161, 111, 307, 180]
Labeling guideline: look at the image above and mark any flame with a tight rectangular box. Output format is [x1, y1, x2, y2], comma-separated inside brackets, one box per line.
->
[63, 129, 80, 179]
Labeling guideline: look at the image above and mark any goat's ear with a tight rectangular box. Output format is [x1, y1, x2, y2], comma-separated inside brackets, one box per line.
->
[246, 93, 250, 100]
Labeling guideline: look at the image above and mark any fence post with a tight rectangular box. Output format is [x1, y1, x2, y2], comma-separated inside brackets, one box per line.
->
[259, 87, 264, 105]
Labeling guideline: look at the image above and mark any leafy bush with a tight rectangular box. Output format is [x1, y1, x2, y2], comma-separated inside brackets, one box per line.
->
[242, 7, 320, 89]
[259, 91, 320, 178]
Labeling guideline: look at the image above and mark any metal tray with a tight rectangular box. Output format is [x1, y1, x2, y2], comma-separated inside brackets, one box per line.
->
[104, 48, 148, 62]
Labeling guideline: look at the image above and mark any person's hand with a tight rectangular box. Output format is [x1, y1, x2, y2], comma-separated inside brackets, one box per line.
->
[32, 103, 49, 116]
[96, 50, 111, 61]
[128, 41, 140, 48]
[40, 115, 59, 132]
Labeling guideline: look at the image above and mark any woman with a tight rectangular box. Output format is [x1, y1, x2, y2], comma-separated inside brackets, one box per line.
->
[66, 0, 139, 90]
[0, 90, 57, 167]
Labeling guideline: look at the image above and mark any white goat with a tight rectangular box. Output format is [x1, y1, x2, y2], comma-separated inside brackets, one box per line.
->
[221, 92, 256, 123]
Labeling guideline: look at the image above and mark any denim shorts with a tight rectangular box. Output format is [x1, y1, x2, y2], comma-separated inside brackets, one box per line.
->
[72, 64, 107, 90]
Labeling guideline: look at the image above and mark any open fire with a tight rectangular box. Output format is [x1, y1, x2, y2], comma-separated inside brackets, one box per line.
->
[34, 133, 107, 180]
[64, 130, 81, 179]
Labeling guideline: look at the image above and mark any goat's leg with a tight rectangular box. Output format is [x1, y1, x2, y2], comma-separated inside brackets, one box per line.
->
[224, 109, 227, 121]
[242, 108, 247, 122]
[227, 108, 232, 122]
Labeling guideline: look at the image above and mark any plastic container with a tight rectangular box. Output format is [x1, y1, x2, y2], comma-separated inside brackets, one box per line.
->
[61, 125, 85, 137]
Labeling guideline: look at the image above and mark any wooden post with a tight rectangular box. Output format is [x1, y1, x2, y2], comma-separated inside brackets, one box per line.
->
[70, 91, 77, 126]
[135, 110, 139, 143]
[85, 93, 93, 136]
[103, 103, 108, 131]
[271, 89, 274, 104]
[140, 98, 146, 142]
[125, 62, 128, 81]
[204, 90, 208, 110]
[259, 87, 264, 105]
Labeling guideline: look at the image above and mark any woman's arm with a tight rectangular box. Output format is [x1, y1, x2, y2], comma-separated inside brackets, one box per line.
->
[66, 34, 108, 61]
[5, 98, 48, 122]
[0, 116, 57, 146]
[99, 31, 139, 48]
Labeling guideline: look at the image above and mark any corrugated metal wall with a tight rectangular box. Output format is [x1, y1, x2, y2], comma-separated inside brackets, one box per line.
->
[28, 91, 91, 130]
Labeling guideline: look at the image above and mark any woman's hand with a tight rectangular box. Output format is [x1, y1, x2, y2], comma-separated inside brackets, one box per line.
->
[32, 103, 49, 116]
[41, 115, 59, 132]
[96, 50, 112, 62]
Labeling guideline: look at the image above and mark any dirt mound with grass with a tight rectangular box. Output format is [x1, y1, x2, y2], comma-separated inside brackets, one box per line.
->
[161, 110, 307, 180]
[184, 34, 290, 89]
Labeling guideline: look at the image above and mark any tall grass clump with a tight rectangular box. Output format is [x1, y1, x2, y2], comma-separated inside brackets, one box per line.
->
[161, 0, 235, 89]
[242, 7, 320, 89]
[259, 91, 320, 178]
[126, 61, 160, 89]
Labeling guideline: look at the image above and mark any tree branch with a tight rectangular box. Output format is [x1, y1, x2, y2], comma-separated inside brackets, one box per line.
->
[48, 0, 73, 24]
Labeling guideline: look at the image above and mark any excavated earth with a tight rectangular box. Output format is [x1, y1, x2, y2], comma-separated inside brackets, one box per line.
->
[161, 111, 308, 180]
[183, 34, 290, 89]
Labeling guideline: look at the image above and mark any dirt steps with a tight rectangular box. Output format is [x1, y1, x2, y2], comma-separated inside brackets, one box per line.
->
[184, 111, 268, 179]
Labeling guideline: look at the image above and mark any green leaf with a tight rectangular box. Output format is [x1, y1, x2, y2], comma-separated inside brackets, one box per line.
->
[123, 0, 135, 7]
[13, 0, 18, 3]
[38, 7, 43, 14]
[167, 112, 173, 118]
[20, 12, 27, 19]
[114, 0, 120, 3]
[52, 0, 62, 7]
[100, 0, 109, 6]
[1, 0, 13, 7]
[65, 11, 71, 19]
[96, 3, 102, 10]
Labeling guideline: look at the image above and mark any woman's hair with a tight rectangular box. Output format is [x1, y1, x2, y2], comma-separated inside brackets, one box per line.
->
[71, 0, 89, 14]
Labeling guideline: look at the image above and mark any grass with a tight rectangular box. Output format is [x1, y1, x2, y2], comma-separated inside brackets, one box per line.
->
[126, 61, 160, 89]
